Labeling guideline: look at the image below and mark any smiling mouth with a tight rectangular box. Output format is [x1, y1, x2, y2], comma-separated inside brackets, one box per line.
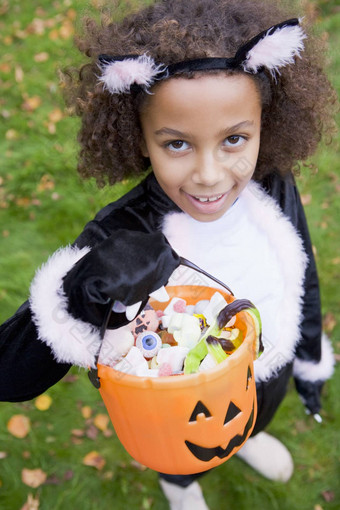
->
[193, 194, 224, 203]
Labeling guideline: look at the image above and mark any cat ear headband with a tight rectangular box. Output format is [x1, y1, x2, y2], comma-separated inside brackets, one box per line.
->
[98, 18, 306, 94]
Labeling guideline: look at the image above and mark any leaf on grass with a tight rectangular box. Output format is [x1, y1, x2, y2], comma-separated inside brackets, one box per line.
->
[21, 468, 47, 488]
[5, 129, 20, 140]
[59, 20, 74, 39]
[81, 406, 92, 419]
[37, 174, 55, 192]
[323, 313, 336, 333]
[82, 451, 106, 470]
[321, 490, 334, 502]
[35, 394, 52, 411]
[48, 108, 63, 123]
[21, 95, 42, 112]
[7, 414, 30, 438]
[301, 194, 312, 206]
[34, 52, 49, 62]
[0, 451, 8, 459]
[20, 493, 40, 510]
[130, 460, 148, 471]
[15, 65, 24, 83]
[93, 413, 110, 431]
[86, 424, 98, 440]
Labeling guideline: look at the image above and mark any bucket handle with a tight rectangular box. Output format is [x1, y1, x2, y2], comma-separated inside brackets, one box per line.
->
[88, 257, 234, 388]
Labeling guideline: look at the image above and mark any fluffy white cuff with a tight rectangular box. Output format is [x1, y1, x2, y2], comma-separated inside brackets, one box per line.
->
[29, 245, 101, 368]
[293, 333, 335, 382]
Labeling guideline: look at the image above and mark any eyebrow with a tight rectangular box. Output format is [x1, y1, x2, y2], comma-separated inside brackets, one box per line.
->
[155, 121, 255, 138]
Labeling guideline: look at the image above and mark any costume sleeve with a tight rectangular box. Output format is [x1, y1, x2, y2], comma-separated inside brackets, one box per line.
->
[263, 173, 335, 414]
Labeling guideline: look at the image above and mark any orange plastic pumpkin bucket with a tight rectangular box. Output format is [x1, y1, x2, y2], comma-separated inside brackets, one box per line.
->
[96, 285, 258, 475]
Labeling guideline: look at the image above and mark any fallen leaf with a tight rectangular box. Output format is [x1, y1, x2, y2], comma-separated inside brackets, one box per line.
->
[37, 174, 55, 192]
[7, 415, 30, 438]
[323, 313, 336, 333]
[20, 493, 40, 510]
[48, 108, 63, 123]
[321, 490, 334, 502]
[0, 452, 8, 459]
[5, 129, 19, 140]
[44, 474, 60, 485]
[59, 20, 74, 39]
[63, 470, 74, 481]
[94, 413, 110, 431]
[15, 65, 24, 83]
[82, 451, 106, 470]
[21, 468, 47, 488]
[0, 62, 11, 73]
[47, 122, 57, 134]
[301, 194, 312, 206]
[130, 460, 148, 471]
[81, 406, 92, 419]
[34, 52, 49, 62]
[49, 29, 59, 41]
[331, 257, 340, 265]
[22, 96, 42, 112]
[314, 505, 324, 510]
[35, 394, 52, 411]
[86, 424, 98, 440]
[71, 429, 84, 437]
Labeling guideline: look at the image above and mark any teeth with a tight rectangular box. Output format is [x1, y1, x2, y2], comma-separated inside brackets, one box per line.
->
[125, 301, 142, 321]
[149, 286, 170, 302]
[195, 194, 223, 203]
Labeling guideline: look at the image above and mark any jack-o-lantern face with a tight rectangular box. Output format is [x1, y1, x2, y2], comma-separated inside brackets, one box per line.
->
[185, 366, 254, 462]
[98, 286, 258, 475]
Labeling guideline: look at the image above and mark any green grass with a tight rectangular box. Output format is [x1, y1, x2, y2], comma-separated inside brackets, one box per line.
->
[0, 1, 339, 509]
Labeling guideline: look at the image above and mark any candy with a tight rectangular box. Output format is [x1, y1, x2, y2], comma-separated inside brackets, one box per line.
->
[168, 313, 201, 349]
[136, 331, 162, 358]
[158, 363, 173, 377]
[130, 304, 159, 337]
[103, 291, 262, 378]
[164, 297, 187, 316]
[157, 345, 189, 373]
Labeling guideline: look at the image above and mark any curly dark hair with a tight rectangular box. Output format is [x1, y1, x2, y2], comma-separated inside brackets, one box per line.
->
[64, 0, 338, 187]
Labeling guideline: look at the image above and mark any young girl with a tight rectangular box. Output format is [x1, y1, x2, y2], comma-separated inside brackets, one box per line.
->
[0, 0, 337, 508]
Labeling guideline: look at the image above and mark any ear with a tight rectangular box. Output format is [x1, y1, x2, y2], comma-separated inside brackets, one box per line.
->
[236, 19, 306, 76]
[140, 137, 149, 158]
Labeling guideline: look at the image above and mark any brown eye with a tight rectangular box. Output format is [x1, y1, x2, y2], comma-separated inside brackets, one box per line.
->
[167, 140, 190, 152]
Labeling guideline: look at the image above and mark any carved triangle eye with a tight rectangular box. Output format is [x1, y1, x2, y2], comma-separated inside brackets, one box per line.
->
[189, 401, 212, 422]
[224, 402, 241, 424]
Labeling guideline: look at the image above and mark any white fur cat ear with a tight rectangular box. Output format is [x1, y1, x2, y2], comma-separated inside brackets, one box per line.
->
[236, 19, 307, 76]
[98, 54, 166, 94]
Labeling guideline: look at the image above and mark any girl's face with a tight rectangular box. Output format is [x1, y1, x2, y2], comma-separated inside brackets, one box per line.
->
[140, 73, 262, 222]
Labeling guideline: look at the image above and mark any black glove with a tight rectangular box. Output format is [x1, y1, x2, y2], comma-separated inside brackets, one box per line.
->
[63, 229, 180, 329]
[294, 377, 324, 416]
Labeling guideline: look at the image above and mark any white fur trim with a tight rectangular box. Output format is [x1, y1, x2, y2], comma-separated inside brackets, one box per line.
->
[98, 54, 166, 94]
[243, 23, 306, 76]
[29, 245, 101, 368]
[293, 333, 335, 382]
[244, 183, 308, 381]
[162, 181, 308, 382]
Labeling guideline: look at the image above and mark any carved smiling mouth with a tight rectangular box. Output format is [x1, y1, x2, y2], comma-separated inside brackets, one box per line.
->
[184, 404, 255, 462]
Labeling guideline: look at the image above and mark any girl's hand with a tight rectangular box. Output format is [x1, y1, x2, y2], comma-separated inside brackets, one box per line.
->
[63, 229, 180, 329]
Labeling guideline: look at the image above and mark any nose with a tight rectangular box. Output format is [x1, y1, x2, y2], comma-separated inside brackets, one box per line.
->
[191, 150, 225, 187]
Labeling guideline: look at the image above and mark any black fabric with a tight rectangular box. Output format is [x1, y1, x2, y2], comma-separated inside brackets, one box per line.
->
[0, 172, 323, 414]
[63, 229, 180, 329]
[261, 172, 323, 414]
